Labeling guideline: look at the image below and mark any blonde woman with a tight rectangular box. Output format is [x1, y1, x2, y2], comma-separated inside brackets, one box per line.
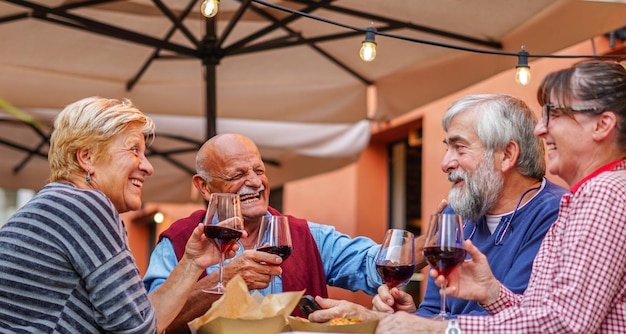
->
[0, 97, 236, 333]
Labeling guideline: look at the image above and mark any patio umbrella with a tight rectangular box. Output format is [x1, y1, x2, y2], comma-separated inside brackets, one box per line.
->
[0, 0, 625, 203]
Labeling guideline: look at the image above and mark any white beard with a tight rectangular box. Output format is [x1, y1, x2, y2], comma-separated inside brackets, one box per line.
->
[447, 155, 504, 221]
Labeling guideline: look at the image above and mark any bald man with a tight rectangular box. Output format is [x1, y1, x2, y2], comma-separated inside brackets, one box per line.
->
[143, 133, 386, 333]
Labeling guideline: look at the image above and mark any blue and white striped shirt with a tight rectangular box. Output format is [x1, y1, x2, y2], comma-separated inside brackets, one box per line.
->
[0, 182, 156, 333]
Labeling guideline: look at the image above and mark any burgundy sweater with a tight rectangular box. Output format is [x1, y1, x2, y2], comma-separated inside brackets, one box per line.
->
[159, 207, 329, 306]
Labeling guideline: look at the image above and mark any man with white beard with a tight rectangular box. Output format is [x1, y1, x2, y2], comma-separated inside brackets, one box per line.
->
[304, 94, 568, 322]
[384, 93, 568, 317]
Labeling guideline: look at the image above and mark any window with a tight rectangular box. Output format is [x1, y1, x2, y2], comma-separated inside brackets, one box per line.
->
[0, 188, 35, 227]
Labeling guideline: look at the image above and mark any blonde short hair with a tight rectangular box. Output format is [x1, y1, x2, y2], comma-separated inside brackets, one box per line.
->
[48, 96, 155, 182]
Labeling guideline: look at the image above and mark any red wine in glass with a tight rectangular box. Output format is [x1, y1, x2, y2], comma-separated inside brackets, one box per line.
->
[204, 225, 243, 253]
[375, 229, 416, 289]
[422, 246, 466, 277]
[255, 215, 292, 293]
[423, 213, 465, 320]
[202, 193, 244, 295]
[376, 262, 416, 288]
[256, 245, 292, 261]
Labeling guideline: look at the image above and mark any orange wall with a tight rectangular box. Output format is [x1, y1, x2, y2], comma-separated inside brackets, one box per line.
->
[123, 202, 204, 276]
[283, 142, 389, 306]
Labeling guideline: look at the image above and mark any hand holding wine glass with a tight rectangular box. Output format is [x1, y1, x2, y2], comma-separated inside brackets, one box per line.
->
[183, 221, 243, 271]
[375, 229, 416, 289]
[255, 215, 292, 293]
[434, 239, 501, 306]
[202, 193, 244, 294]
[423, 213, 466, 320]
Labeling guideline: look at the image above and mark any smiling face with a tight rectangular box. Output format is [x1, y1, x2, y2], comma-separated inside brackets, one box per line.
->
[533, 96, 599, 185]
[196, 134, 270, 224]
[88, 124, 154, 213]
[441, 110, 504, 220]
[533, 60, 626, 186]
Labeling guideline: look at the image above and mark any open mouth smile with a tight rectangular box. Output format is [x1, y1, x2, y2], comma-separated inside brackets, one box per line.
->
[130, 179, 143, 188]
[239, 192, 260, 204]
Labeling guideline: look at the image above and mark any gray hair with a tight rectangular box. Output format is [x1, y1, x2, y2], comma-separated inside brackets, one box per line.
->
[195, 147, 211, 182]
[442, 93, 545, 179]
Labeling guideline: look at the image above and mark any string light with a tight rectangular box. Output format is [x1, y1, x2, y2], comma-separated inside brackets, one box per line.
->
[360, 25, 378, 62]
[201, 0, 219, 18]
[515, 46, 531, 86]
[219, 0, 626, 84]
[153, 211, 165, 224]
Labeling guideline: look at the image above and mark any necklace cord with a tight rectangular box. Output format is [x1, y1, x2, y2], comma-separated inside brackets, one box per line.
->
[463, 183, 542, 245]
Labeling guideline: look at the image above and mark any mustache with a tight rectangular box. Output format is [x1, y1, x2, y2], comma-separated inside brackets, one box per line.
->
[238, 184, 265, 196]
[447, 169, 467, 183]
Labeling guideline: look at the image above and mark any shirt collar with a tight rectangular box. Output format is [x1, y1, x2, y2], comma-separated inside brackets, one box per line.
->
[570, 159, 626, 193]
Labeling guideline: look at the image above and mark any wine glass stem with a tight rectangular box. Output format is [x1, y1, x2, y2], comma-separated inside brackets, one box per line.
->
[270, 276, 276, 294]
[218, 252, 225, 287]
[440, 281, 447, 318]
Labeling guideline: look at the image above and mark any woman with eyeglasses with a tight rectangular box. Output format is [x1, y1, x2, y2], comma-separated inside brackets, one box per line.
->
[376, 60, 626, 333]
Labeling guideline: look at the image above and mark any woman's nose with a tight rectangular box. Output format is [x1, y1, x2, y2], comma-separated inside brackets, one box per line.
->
[533, 121, 547, 137]
[141, 155, 154, 176]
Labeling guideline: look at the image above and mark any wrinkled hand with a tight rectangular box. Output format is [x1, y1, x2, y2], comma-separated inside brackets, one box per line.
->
[372, 285, 417, 313]
[220, 249, 283, 290]
[433, 240, 501, 305]
[376, 311, 446, 334]
[183, 223, 245, 270]
[308, 297, 384, 323]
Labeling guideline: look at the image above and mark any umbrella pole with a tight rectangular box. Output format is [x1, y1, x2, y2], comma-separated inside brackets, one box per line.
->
[205, 62, 217, 140]
[203, 18, 218, 140]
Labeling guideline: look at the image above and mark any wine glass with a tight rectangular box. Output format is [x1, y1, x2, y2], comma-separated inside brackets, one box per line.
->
[375, 229, 416, 289]
[255, 215, 292, 293]
[202, 193, 244, 294]
[422, 213, 466, 320]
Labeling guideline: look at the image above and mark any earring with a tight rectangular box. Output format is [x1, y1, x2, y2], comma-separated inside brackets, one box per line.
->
[86, 171, 91, 183]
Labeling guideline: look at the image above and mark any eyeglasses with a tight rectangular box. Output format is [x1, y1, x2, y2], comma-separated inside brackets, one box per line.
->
[541, 103, 601, 128]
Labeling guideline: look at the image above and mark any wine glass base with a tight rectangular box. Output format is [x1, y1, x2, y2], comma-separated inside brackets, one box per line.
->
[202, 285, 226, 295]
[430, 314, 451, 321]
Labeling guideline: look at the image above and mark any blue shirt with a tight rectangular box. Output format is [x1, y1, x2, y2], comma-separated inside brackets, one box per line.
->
[144, 212, 383, 296]
[416, 178, 568, 317]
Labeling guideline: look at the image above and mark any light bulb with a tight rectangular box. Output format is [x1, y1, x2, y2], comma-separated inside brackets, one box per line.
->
[360, 25, 377, 62]
[153, 212, 164, 224]
[515, 67, 531, 86]
[201, 0, 219, 18]
[360, 41, 377, 62]
[514, 47, 531, 86]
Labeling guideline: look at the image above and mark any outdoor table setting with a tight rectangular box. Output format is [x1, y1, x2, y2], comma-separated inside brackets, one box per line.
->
[188, 275, 378, 334]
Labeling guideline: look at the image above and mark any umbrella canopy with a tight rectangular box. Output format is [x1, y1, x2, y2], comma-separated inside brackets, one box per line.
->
[0, 105, 370, 202]
[0, 0, 625, 203]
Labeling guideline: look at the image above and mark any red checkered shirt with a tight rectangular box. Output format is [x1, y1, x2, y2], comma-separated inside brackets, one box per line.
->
[458, 160, 626, 333]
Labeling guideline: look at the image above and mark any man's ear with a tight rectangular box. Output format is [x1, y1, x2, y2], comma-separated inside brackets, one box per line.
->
[500, 140, 520, 173]
[192, 174, 211, 198]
